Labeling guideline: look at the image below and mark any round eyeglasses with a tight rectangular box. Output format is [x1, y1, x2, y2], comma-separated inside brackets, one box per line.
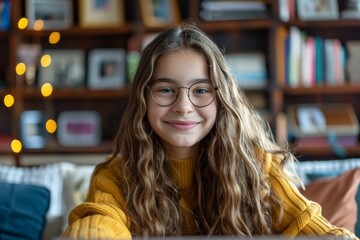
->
[147, 81, 218, 107]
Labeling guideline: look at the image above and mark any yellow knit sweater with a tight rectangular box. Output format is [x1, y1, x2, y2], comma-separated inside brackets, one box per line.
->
[63, 153, 358, 239]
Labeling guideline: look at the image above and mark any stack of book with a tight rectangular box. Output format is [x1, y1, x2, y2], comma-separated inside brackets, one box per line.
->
[225, 52, 268, 89]
[199, 0, 270, 21]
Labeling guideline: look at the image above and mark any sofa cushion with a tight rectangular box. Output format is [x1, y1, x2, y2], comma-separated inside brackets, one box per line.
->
[299, 167, 360, 235]
[0, 181, 50, 240]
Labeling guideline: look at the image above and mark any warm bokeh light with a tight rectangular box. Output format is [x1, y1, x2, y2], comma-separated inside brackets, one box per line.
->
[41, 83, 53, 97]
[46, 119, 57, 133]
[49, 32, 61, 44]
[33, 19, 44, 31]
[16, 63, 26, 75]
[18, 17, 28, 29]
[11, 139, 22, 153]
[4, 94, 14, 107]
[40, 54, 51, 67]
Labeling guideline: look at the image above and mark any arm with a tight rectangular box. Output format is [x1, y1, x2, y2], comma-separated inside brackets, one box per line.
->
[266, 153, 359, 239]
[62, 159, 132, 239]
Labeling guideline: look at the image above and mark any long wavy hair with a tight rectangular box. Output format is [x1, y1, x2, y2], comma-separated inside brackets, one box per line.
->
[109, 22, 296, 237]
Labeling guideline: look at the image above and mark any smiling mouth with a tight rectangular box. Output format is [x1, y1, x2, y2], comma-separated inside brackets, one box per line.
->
[165, 121, 199, 130]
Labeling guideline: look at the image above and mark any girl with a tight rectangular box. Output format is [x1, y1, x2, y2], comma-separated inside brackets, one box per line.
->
[63, 22, 358, 239]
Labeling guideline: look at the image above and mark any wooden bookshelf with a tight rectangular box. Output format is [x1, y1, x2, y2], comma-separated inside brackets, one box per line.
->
[1, 0, 360, 164]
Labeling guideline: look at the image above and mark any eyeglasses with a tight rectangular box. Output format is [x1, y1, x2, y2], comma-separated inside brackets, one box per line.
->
[147, 80, 218, 107]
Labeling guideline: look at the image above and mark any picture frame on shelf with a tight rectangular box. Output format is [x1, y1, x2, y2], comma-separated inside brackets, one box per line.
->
[20, 110, 46, 149]
[140, 0, 180, 27]
[38, 49, 85, 88]
[57, 111, 101, 147]
[26, 0, 72, 30]
[87, 48, 126, 90]
[78, 0, 125, 28]
[17, 44, 42, 86]
[296, 0, 339, 21]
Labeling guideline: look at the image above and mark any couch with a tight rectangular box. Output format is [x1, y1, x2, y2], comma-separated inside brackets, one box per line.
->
[0, 158, 360, 239]
[0, 162, 95, 239]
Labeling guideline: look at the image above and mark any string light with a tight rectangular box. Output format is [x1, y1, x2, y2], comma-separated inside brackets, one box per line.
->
[46, 119, 57, 133]
[4, 94, 14, 107]
[18, 17, 28, 29]
[40, 54, 51, 67]
[41, 83, 53, 97]
[49, 32, 61, 44]
[11, 139, 22, 153]
[16, 63, 26, 75]
[33, 20, 44, 31]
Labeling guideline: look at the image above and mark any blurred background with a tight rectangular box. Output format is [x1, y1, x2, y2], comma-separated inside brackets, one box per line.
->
[1, 0, 360, 166]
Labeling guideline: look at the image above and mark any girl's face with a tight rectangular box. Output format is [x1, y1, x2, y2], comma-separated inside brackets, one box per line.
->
[146, 49, 217, 159]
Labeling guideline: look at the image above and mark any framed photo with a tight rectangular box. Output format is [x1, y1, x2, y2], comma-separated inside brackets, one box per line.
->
[17, 44, 42, 86]
[57, 111, 101, 147]
[38, 49, 85, 88]
[78, 0, 125, 28]
[296, 0, 339, 21]
[140, 0, 180, 27]
[26, 0, 72, 30]
[87, 48, 126, 90]
[20, 110, 46, 149]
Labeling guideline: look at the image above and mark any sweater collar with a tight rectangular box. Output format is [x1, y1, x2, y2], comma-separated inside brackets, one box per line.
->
[168, 156, 196, 190]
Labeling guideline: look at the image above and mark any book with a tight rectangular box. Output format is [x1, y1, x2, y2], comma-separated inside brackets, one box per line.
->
[346, 40, 360, 84]
[314, 37, 325, 85]
[288, 26, 301, 87]
[0, 0, 10, 31]
[275, 26, 288, 87]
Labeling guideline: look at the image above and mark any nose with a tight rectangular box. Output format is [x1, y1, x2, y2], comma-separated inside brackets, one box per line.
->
[172, 88, 194, 114]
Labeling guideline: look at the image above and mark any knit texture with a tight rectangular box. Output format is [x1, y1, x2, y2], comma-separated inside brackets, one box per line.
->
[63, 153, 358, 239]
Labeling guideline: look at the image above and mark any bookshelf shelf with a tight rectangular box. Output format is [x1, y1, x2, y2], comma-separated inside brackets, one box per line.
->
[21, 87, 130, 100]
[283, 85, 360, 95]
[288, 19, 360, 28]
[293, 144, 360, 160]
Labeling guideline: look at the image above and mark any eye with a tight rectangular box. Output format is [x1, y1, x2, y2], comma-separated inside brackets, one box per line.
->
[152, 84, 176, 95]
[159, 87, 173, 93]
[193, 88, 209, 94]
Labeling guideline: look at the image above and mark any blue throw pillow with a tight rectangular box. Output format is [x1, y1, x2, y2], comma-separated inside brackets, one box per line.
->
[0, 181, 50, 240]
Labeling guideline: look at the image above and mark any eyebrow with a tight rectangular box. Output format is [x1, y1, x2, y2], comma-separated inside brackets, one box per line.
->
[151, 78, 212, 85]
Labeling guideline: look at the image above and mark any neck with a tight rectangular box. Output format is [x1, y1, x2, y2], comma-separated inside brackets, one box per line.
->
[163, 143, 199, 160]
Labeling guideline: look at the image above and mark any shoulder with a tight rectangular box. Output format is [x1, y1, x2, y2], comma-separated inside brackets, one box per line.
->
[87, 156, 125, 203]
[256, 150, 283, 175]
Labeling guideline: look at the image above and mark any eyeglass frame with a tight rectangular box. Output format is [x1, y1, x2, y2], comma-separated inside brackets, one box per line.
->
[145, 79, 218, 108]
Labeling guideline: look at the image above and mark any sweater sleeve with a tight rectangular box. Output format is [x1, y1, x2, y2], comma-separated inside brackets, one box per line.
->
[265, 153, 359, 240]
[62, 159, 132, 239]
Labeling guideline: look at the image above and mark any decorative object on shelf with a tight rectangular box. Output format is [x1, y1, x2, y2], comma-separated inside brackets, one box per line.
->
[57, 111, 101, 147]
[78, 0, 125, 28]
[225, 52, 268, 89]
[199, 0, 269, 21]
[296, 0, 339, 21]
[287, 104, 359, 148]
[26, 0, 72, 30]
[346, 41, 360, 84]
[16, 44, 42, 86]
[278, 0, 290, 22]
[20, 110, 46, 149]
[140, 0, 180, 27]
[38, 49, 85, 88]
[341, 0, 360, 19]
[87, 48, 126, 90]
